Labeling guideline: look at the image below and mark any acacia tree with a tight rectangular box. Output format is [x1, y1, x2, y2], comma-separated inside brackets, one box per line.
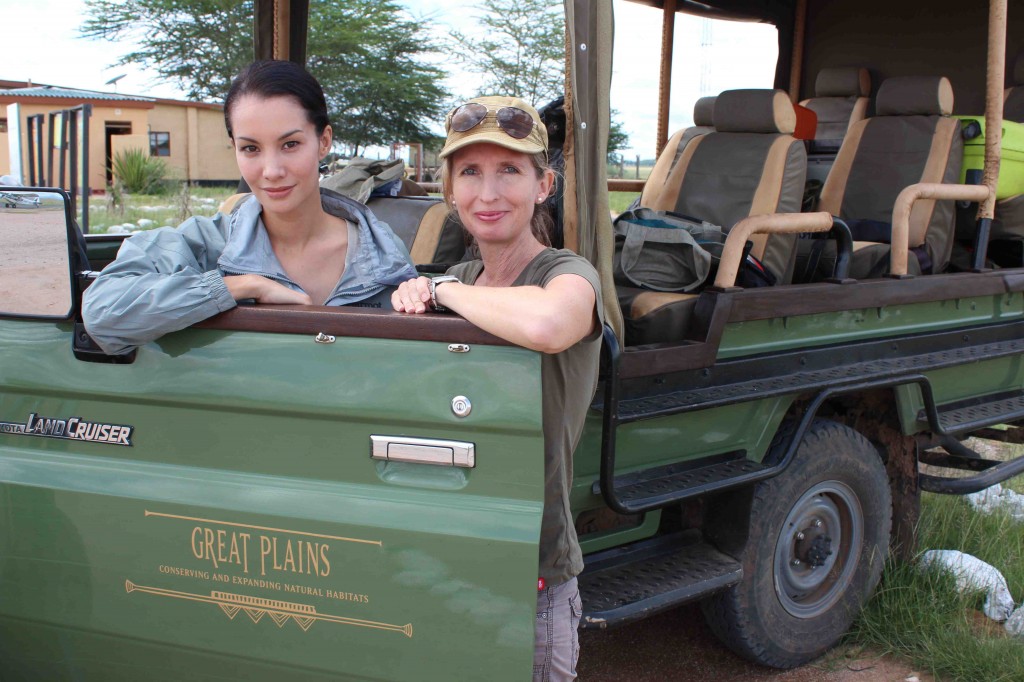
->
[308, 1, 447, 156]
[452, 0, 629, 156]
[451, 0, 564, 107]
[80, 0, 448, 154]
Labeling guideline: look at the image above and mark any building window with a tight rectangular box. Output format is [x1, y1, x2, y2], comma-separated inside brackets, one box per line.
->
[149, 132, 171, 157]
[0, 118, 7, 133]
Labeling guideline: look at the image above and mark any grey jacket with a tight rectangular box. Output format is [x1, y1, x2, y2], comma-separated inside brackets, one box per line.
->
[83, 189, 417, 355]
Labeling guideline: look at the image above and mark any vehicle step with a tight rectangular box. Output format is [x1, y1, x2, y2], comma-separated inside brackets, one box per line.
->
[579, 532, 742, 629]
[591, 453, 769, 507]
[918, 391, 1024, 434]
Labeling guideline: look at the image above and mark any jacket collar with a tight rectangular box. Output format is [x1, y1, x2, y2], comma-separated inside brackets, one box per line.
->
[217, 188, 416, 301]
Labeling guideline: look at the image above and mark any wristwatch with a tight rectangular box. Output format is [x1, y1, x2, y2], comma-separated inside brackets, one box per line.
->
[429, 276, 460, 312]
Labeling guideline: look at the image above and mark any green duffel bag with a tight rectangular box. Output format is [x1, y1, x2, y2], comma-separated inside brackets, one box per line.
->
[612, 208, 723, 292]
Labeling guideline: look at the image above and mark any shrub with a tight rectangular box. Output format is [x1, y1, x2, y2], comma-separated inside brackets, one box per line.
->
[112, 148, 168, 195]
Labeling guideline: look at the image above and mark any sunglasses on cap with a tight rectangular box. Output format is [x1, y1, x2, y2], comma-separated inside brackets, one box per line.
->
[447, 102, 538, 139]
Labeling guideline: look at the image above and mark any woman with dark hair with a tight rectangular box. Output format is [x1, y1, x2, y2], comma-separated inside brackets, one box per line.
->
[83, 60, 416, 355]
[392, 96, 602, 682]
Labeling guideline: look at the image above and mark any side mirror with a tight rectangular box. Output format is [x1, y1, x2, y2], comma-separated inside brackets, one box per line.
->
[0, 187, 77, 319]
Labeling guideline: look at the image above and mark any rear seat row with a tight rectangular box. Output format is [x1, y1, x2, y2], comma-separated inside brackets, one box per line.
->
[620, 75, 966, 345]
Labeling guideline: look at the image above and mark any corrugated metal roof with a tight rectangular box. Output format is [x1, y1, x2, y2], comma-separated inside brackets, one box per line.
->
[0, 85, 154, 102]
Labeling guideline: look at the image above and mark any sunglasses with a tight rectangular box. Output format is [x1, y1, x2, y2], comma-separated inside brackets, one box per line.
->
[447, 102, 538, 140]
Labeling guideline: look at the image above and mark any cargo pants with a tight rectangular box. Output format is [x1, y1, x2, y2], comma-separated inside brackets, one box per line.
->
[533, 577, 582, 681]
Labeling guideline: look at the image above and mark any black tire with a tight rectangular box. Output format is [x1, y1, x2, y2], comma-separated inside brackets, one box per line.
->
[700, 419, 892, 668]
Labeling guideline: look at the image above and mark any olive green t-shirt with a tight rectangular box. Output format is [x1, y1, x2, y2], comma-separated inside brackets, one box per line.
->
[448, 248, 604, 584]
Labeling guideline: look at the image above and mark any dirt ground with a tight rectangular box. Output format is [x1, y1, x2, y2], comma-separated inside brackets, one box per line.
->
[578, 604, 934, 682]
[0, 201, 73, 316]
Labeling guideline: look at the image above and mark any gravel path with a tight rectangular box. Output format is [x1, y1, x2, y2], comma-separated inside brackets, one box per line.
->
[578, 603, 934, 681]
[0, 203, 73, 316]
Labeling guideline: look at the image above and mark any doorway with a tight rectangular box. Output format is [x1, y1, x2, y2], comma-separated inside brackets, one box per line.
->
[105, 122, 132, 186]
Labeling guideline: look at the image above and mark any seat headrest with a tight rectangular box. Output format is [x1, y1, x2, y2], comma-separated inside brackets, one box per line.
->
[876, 76, 954, 116]
[1015, 49, 1024, 86]
[815, 67, 871, 97]
[693, 96, 716, 127]
[714, 89, 796, 134]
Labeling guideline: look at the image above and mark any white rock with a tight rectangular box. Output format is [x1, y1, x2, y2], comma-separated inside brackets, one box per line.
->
[136, 218, 155, 228]
[966, 483, 1024, 522]
[1006, 604, 1024, 636]
[106, 224, 129, 234]
[920, 549, 1016, 621]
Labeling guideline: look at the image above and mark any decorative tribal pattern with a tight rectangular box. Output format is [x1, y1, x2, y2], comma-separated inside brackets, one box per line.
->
[125, 580, 413, 637]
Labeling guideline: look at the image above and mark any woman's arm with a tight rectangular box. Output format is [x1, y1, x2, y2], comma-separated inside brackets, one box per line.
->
[82, 221, 235, 355]
[392, 274, 597, 354]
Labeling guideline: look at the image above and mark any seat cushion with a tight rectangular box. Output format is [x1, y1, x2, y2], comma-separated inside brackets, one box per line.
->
[794, 239, 924, 282]
[819, 104, 963, 275]
[366, 196, 465, 265]
[618, 286, 700, 346]
[802, 67, 871, 148]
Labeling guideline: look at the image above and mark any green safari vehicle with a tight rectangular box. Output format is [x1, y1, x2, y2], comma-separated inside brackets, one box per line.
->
[2, 0, 1024, 678]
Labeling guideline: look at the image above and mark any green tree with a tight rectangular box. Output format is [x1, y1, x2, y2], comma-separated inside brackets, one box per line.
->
[608, 112, 630, 159]
[451, 0, 564, 107]
[81, 0, 254, 102]
[80, 0, 448, 155]
[307, 1, 448, 156]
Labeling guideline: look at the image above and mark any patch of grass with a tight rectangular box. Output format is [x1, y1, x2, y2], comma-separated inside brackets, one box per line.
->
[88, 185, 234, 234]
[609, 191, 639, 217]
[849, 466, 1024, 681]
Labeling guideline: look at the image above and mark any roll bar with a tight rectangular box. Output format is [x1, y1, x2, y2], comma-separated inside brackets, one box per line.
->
[889, 183, 991, 276]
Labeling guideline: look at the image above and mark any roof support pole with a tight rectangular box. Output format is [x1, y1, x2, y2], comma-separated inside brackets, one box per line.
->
[979, 0, 1007, 221]
[655, 0, 676, 157]
[788, 0, 807, 102]
[273, 0, 290, 60]
[253, 0, 309, 64]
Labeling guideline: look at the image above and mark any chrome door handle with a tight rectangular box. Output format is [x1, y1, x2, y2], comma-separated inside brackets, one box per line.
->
[370, 435, 475, 468]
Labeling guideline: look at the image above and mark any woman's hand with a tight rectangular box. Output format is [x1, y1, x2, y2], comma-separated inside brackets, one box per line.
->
[224, 274, 313, 305]
[391, 276, 433, 313]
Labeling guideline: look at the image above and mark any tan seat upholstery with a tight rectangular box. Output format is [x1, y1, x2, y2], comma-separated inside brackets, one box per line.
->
[646, 88, 807, 281]
[365, 196, 465, 265]
[801, 68, 871, 154]
[1005, 50, 1024, 123]
[618, 286, 699, 347]
[622, 89, 807, 346]
[640, 96, 716, 208]
[817, 76, 963, 278]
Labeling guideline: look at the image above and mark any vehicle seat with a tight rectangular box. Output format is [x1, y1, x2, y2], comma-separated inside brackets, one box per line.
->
[817, 76, 963, 278]
[365, 196, 465, 266]
[801, 68, 871, 154]
[621, 89, 807, 346]
[639, 96, 716, 208]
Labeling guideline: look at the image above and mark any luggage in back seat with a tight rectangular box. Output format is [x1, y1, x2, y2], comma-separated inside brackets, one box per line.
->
[621, 88, 807, 346]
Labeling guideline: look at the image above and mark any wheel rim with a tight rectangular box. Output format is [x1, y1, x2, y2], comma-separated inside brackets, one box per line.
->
[773, 480, 864, 619]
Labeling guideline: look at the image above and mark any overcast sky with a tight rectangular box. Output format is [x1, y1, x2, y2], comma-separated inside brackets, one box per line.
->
[0, 0, 777, 159]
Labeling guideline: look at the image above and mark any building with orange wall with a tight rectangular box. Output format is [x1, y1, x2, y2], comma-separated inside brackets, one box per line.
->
[0, 80, 237, 192]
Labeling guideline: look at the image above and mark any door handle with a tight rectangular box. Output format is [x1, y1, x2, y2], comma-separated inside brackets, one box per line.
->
[370, 435, 475, 468]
